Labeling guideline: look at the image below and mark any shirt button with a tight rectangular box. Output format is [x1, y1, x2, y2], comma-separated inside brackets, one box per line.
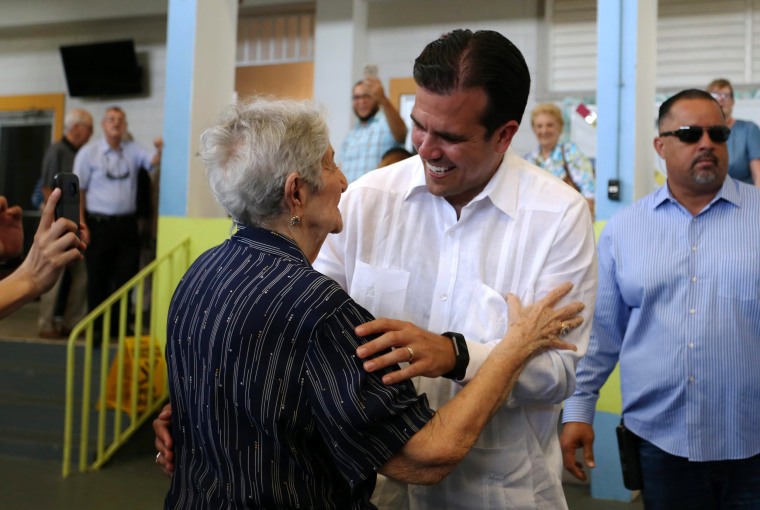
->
[440, 294, 448, 301]
[691, 276, 697, 283]
[692, 245, 697, 251]
[690, 308, 696, 315]
[448, 231, 455, 237]
[688, 342, 694, 348]
[689, 375, 695, 383]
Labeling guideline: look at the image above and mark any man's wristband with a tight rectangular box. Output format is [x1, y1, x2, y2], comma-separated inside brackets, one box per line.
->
[441, 331, 469, 381]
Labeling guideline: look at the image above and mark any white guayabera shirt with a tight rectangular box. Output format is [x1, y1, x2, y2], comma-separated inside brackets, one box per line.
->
[314, 149, 598, 510]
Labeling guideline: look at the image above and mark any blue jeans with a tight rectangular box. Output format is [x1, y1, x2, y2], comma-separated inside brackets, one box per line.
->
[639, 439, 760, 509]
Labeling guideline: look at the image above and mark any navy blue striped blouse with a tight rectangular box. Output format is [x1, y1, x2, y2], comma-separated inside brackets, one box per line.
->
[164, 225, 433, 509]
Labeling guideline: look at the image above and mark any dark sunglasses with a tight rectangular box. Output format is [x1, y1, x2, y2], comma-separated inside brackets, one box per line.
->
[659, 125, 731, 144]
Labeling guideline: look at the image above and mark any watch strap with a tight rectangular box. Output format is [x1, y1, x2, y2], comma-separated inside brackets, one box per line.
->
[441, 331, 469, 381]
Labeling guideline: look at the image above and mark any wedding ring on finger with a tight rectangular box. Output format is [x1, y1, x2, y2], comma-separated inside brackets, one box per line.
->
[156, 451, 162, 464]
[405, 346, 414, 362]
[559, 322, 571, 337]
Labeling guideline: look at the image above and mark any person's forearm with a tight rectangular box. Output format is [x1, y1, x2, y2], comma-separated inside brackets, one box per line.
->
[379, 327, 533, 484]
[0, 268, 38, 319]
[150, 152, 161, 168]
[750, 158, 760, 186]
[509, 200, 596, 404]
[380, 97, 408, 144]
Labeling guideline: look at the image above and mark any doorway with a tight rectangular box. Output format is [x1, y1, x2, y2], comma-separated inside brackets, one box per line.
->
[0, 94, 64, 259]
[0, 110, 54, 210]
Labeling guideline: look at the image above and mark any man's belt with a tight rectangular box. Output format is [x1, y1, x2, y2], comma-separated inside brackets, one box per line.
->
[85, 212, 136, 222]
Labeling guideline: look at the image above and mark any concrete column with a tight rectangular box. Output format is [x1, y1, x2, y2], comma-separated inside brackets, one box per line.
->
[590, 0, 657, 503]
[160, 0, 238, 219]
[313, 0, 368, 150]
[595, 0, 657, 220]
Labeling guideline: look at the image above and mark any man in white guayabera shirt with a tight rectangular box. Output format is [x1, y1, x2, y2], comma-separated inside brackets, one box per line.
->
[314, 28, 597, 510]
[154, 28, 597, 510]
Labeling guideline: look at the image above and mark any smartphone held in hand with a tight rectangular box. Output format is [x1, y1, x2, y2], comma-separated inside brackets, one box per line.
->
[363, 64, 378, 79]
[53, 172, 80, 237]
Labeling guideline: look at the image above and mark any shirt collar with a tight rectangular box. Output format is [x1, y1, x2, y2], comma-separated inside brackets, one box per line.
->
[401, 150, 518, 218]
[654, 175, 742, 211]
[483, 149, 520, 218]
[354, 111, 381, 128]
[233, 223, 311, 266]
[99, 136, 124, 154]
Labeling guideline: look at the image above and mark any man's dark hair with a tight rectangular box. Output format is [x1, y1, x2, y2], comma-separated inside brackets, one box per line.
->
[413, 29, 530, 138]
[658, 89, 723, 129]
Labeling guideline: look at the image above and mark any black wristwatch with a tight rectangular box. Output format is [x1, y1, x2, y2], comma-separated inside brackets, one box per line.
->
[441, 331, 470, 381]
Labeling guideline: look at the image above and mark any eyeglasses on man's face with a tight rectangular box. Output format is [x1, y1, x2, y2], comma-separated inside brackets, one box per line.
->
[659, 125, 731, 144]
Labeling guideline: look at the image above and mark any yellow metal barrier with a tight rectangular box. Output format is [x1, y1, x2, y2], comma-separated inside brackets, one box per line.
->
[62, 237, 191, 477]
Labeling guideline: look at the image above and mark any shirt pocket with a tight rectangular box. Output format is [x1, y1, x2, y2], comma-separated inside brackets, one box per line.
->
[717, 254, 760, 301]
[461, 283, 509, 341]
[349, 260, 410, 319]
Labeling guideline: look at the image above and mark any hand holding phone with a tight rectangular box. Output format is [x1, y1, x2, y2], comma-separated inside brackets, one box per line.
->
[53, 173, 80, 238]
[363, 64, 378, 80]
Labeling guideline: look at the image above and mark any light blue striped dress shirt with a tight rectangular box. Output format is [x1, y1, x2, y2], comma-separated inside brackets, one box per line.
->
[73, 137, 155, 215]
[338, 111, 400, 183]
[563, 176, 760, 461]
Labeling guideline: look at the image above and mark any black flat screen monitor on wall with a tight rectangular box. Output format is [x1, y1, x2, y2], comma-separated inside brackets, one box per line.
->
[60, 40, 143, 97]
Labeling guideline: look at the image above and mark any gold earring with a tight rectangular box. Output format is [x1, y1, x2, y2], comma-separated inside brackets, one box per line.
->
[290, 215, 301, 226]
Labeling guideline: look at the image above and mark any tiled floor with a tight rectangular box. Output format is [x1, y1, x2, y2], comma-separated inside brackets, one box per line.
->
[0, 300, 643, 509]
[0, 298, 44, 340]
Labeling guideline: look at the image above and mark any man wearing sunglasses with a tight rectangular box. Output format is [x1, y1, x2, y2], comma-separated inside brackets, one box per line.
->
[560, 88, 760, 509]
[73, 106, 162, 340]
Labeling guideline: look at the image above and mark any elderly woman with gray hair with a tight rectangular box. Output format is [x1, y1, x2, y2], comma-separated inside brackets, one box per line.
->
[161, 97, 584, 509]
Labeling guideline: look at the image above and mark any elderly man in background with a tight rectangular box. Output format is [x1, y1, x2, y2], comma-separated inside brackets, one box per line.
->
[338, 75, 408, 182]
[37, 107, 93, 338]
[74, 106, 161, 336]
[561, 89, 760, 509]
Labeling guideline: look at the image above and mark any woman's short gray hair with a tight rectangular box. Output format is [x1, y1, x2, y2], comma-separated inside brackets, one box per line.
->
[199, 97, 330, 226]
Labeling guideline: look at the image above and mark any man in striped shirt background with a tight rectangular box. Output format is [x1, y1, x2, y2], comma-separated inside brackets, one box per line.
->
[561, 89, 760, 509]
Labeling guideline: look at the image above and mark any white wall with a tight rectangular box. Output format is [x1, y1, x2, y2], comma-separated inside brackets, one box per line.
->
[0, 0, 167, 29]
[5, 1, 760, 165]
[0, 16, 167, 151]
[0, 0, 550, 158]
